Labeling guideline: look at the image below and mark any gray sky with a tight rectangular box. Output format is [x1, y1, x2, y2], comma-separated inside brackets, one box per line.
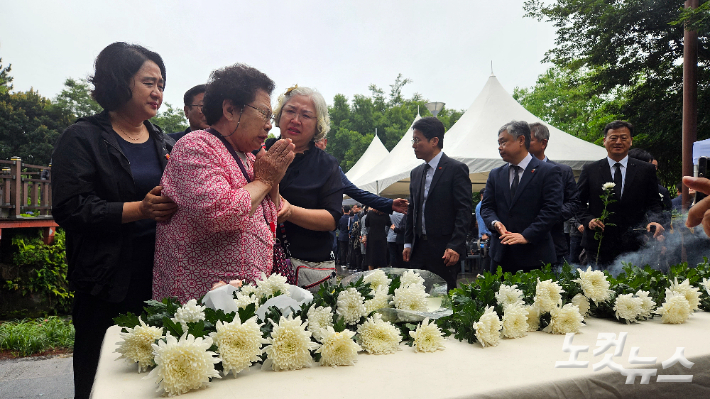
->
[1, 0, 556, 113]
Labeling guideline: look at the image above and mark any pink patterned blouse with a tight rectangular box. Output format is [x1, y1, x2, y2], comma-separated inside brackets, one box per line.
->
[153, 131, 278, 303]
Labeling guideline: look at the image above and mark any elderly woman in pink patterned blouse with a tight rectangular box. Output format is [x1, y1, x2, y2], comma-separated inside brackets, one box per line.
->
[152, 64, 294, 303]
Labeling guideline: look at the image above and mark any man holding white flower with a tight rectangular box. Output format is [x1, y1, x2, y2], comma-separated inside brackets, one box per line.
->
[576, 120, 664, 267]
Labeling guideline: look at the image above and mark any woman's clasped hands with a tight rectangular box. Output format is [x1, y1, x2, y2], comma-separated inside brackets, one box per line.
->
[254, 138, 295, 187]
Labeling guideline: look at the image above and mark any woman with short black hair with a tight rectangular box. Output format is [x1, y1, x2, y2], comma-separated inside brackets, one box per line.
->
[52, 42, 177, 399]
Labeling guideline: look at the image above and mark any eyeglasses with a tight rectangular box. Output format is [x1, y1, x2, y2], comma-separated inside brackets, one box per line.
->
[244, 103, 273, 122]
[282, 108, 315, 121]
[188, 104, 203, 108]
[411, 137, 427, 144]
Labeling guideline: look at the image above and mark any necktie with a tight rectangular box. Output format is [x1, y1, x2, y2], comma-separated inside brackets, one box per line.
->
[510, 165, 521, 198]
[614, 162, 622, 199]
[417, 164, 430, 236]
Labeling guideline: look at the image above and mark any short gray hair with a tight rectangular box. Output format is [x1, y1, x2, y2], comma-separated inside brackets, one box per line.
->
[273, 85, 330, 142]
[498, 120, 531, 150]
[529, 122, 550, 141]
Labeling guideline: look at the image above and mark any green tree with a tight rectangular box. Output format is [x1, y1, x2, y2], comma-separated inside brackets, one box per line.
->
[54, 78, 102, 119]
[523, 0, 710, 185]
[150, 103, 188, 134]
[0, 58, 12, 94]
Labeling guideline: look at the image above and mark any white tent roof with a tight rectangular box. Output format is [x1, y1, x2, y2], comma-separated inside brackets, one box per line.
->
[344, 134, 389, 182]
[693, 138, 710, 165]
[353, 75, 608, 197]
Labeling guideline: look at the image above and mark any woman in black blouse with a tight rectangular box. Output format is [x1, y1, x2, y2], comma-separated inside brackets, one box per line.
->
[266, 86, 343, 262]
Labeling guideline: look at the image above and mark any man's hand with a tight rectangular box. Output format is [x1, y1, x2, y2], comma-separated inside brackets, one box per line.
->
[392, 198, 409, 214]
[141, 186, 178, 222]
[493, 221, 508, 235]
[481, 234, 489, 240]
[390, 224, 395, 230]
[646, 222, 665, 240]
[500, 232, 528, 245]
[402, 247, 411, 262]
[577, 224, 585, 233]
[442, 248, 460, 266]
[684, 176, 710, 237]
[588, 218, 605, 231]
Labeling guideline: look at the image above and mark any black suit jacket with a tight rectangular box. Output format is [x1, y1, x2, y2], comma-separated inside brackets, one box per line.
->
[576, 157, 663, 261]
[480, 156, 563, 267]
[547, 160, 580, 258]
[404, 152, 472, 258]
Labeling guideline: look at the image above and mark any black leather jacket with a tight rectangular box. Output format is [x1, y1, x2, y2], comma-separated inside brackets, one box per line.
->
[52, 111, 174, 302]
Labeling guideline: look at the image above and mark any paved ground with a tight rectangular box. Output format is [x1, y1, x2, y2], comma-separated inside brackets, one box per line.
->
[0, 355, 73, 399]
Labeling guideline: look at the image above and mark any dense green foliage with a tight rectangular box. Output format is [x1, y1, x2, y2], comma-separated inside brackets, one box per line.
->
[0, 316, 74, 357]
[519, 0, 710, 186]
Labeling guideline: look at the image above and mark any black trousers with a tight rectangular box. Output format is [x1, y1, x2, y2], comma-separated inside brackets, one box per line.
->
[72, 281, 151, 399]
[337, 240, 349, 265]
[409, 237, 458, 291]
[388, 241, 401, 267]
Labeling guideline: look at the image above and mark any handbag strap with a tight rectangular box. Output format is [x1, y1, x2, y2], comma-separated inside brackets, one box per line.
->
[206, 128, 276, 236]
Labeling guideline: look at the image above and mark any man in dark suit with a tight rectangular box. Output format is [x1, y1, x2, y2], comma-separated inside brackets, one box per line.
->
[168, 84, 208, 141]
[528, 122, 580, 265]
[480, 121, 563, 273]
[403, 117, 472, 290]
[577, 120, 664, 267]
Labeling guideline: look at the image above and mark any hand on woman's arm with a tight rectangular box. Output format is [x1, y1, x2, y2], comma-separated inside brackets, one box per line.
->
[284, 206, 337, 231]
[122, 186, 177, 223]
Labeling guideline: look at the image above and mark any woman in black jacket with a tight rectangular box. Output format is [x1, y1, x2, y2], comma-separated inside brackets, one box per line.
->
[52, 42, 177, 399]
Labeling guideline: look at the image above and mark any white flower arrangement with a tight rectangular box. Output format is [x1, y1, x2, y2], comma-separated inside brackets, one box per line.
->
[263, 315, 319, 371]
[115, 317, 163, 372]
[307, 306, 334, 343]
[702, 278, 710, 296]
[533, 279, 564, 313]
[255, 273, 291, 300]
[635, 290, 656, 320]
[495, 284, 524, 309]
[211, 316, 268, 377]
[656, 291, 692, 324]
[316, 327, 361, 367]
[409, 318, 446, 353]
[148, 333, 221, 396]
[501, 304, 528, 339]
[239, 284, 258, 297]
[363, 269, 392, 291]
[668, 277, 701, 312]
[400, 269, 425, 288]
[393, 284, 429, 312]
[613, 293, 643, 323]
[571, 293, 590, 317]
[543, 303, 584, 334]
[473, 306, 502, 348]
[336, 288, 367, 325]
[524, 304, 541, 332]
[172, 299, 206, 332]
[574, 267, 612, 304]
[602, 182, 616, 191]
[234, 291, 259, 310]
[365, 286, 392, 314]
[357, 313, 402, 355]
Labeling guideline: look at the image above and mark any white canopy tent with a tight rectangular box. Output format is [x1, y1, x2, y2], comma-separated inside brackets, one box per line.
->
[352, 74, 608, 197]
[344, 133, 389, 182]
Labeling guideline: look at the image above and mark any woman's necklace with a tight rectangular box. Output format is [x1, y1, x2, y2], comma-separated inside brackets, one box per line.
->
[112, 116, 145, 142]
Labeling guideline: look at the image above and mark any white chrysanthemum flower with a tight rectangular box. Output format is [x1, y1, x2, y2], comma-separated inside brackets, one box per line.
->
[147, 333, 221, 396]
[263, 315, 319, 371]
[656, 291, 692, 324]
[210, 316, 267, 377]
[635, 290, 656, 320]
[501, 304, 528, 339]
[255, 273, 291, 300]
[316, 327, 361, 367]
[234, 291, 259, 310]
[544, 303, 584, 334]
[574, 267, 612, 304]
[363, 269, 392, 291]
[613, 293, 643, 323]
[571, 293, 590, 317]
[173, 299, 206, 325]
[307, 306, 334, 343]
[393, 285, 429, 312]
[473, 306, 502, 348]
[239, 284, 258, 297]
[669, 277, 701, 312]
[400, 270, 425, 288]
[524, 304, 541, 332]
[409, 317, 446, 353]
[602, 182, 616, 191]
[115, 317, 163, 372]
[357, 313, 402, 355]
[495, 284, 524, 309]
[336, 288, 367, 325]
[701, 278, 710, 296]
[533, 279, 564, 313]
[365, 286, 391, 314]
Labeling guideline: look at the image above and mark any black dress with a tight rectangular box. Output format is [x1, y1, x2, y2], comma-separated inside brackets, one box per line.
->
[365, 210, 389, 268]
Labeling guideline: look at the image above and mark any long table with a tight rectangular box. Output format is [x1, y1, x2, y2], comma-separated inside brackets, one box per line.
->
[93, 312, 710, 398]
